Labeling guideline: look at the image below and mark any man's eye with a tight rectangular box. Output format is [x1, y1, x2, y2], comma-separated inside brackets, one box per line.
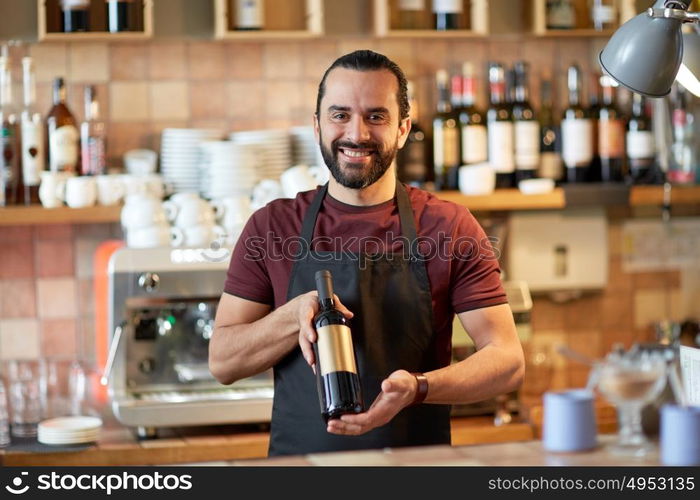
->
[331, 113, 348, 120]
[368, 114, 386, 122]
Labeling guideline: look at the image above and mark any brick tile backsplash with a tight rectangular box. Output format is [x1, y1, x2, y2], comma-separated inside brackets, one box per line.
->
[149, 81, 190, 121]
[35, 238, 75, 278]
[0, 240, 35, 279]
[190, 82, 227, 120]
[40, 318, 78, 359]
[110, 43, 149, 80]
[37, 278, 78, 319]
[0, 279, 36, 318]
[68, 43, 110, 83]
[188, 42, 227, 81]
[226, 42, 263, 80]
[0, 319, 41, 360]
[263, 42, 303, 79]
[110, 81, 150, 121]
[29, 43, 68, 83]
[226, 81, 265, 119]
[149, 42, 187, 80]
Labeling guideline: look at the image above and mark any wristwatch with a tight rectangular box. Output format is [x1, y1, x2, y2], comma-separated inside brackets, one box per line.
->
[410, 372, 429, 406]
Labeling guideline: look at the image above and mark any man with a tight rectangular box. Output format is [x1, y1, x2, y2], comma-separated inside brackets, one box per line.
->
[210, 50, 524, 456]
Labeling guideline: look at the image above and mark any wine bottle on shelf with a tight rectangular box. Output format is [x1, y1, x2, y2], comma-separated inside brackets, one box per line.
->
[561, 64, 593, 183]
[60, 0, 90, 33]
[0, 54, 20, 207]
[46, 77, 79, 174]
[80, 86, 106, 176]
[538, 80, 563, 182]
[432, 0, 463, 30]
[597, 75, 626, 182]
[458, 62, 487, 167]
[397, 0, 428, 30]
[546, 0, 576, 29]
[668, 84, 696, 185]
[21, 57, 44, 206]
[313, 270, 364, 422]
[234, 0, 264, 30]
[397, 81, 433, 188]
[588, 74, 601, 181]
[512, 61, 539, 183]
[590, 0, 617, 31]
[107, 0, 137, 33]
[486, 62, 515, 189]
[432, 69, 460, 190]
[626, 93, 658, 184]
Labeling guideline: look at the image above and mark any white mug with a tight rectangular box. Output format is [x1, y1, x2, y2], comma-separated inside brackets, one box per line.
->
[62, 176, 97, 208]
[119, 174, 149, 197]
[142, 174, 165, 200]
[121, 193, 175, 230]
[96, 175, 125, 206]
[180, 223, 227, 248]
[124, 149, 157, 176]
[39, 171, 73, 208]
[280, 165, 319, 198]
[458, 163, 496, 196]
[212, 195, 252, 229]
[126, 223, 184, 249]
[164, 194, 217, 228]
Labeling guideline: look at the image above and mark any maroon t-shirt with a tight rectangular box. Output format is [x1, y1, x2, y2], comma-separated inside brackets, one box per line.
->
[224, 185, 507, 350]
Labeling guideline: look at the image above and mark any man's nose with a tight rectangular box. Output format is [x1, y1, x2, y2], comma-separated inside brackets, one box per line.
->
[345, 115, 370, 143]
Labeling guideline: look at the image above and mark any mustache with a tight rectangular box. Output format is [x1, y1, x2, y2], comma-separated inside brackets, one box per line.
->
[333, 140, 381, 151]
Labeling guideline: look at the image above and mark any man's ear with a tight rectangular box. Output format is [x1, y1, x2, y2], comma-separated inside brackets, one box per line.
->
[313, 113, 320, 143]
[397, 117, 412, 149]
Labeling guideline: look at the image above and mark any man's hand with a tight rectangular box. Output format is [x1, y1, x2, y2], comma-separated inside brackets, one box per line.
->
[326, 370, 417, 436]
[293, 291, 354, 371]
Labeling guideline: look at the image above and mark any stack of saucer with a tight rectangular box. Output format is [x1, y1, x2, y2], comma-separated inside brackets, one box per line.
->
[229, 129, 292, 181]
[161, 128, 222, 194]
[38, 416, 102, 445]
[199, 141, 258, 199]
[289, 126, 321, 167]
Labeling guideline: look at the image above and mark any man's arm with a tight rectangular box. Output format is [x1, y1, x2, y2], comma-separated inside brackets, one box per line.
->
[209, 291, 354, 385]
[326, 303, 524, 436]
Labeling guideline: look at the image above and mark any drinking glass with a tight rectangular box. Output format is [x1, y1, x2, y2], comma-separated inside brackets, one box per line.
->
[6, 359, 46, 437]
[596, 348, 667, 456]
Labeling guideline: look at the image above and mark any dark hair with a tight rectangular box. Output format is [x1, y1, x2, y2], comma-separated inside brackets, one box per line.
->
[315, 50, 409, 121]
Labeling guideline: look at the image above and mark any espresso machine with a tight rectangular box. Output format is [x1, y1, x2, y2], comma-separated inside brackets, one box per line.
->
[103, 246, 273, 437]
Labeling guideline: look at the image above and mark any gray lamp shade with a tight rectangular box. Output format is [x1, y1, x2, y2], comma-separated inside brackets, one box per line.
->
[682, 31, 700, 77]
[599, 9, 684, 97]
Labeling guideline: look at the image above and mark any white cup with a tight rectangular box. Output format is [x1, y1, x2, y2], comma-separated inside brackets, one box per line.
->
[121, 193, 175, 230]
[96, 175, 125, 206]
[119, 174, 149, 197]
[213, 195, 252, 229]
[124, 149, 158, 175]
[280, 165, 319, 198]
[179, 223, 227, 248]
[62, 176, 97, 208]
[142, 174, 165, 200]
[458, 163, 496, 196]
[126, 223, 184, 249]
[164, 194, 218, 228]
[39, 171, 73, 208]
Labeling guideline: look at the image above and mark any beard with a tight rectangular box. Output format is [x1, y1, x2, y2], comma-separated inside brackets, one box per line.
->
[319, 131, 398, 189]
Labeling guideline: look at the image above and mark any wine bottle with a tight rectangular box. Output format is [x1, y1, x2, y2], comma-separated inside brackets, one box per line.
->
[546, 0, 576, 29]
[626, 93, 658, 184]
[0, 54, 19, 206]
[538, 80, 563, 182]
[397, 0, 428, 30]
[590, 0, 617, 31]
[313, 270, 363, 422]
[432, 0, 463, 30]
[597, 75, 626, 182]
[397, 81, 432, 188]
[486, 62, 515, 188]
[588, 74, 601, 181]
[561, 65, 593, 183]
[80, 86, 106, 176]
[512, 61, 539, 182]
[60, 0, 90, 33]
[432, 70, 460, 190]
[234, 0, 264, 30]
[668, 84, 695, 185]
[459, 62, 487, 167]
[107, 0, 136, 33]
[46, 77, 79, 174]
[21, 57, 44, 205]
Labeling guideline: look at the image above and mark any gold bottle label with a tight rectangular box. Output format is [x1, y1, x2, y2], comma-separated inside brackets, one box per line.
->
[316, 324, 357, 376]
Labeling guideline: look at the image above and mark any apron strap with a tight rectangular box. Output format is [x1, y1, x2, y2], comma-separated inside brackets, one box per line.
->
[299, 181, 420, 256]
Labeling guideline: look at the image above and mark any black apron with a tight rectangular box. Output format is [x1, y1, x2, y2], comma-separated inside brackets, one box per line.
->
[268, 182, 451, 456]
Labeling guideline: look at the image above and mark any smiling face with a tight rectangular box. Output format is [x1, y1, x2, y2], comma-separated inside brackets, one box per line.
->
[314, 68, 410, 190]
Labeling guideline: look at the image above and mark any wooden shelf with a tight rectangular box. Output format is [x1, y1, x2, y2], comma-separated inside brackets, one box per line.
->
[530, 0, 635, 36]
[0, 204, 122, 226]
[536, 28, 616, 38]
[629, 185, 700, 207]
[214, 0, 323, 40]
[435, 188, 566, 211]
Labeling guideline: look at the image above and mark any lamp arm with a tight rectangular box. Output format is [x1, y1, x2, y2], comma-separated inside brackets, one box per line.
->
[649, 7, 700, 23]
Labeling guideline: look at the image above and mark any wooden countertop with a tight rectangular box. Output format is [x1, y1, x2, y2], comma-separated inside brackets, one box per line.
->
[0, 417, 534, 467]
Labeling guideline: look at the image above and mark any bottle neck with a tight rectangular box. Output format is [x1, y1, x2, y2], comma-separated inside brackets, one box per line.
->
[601, 86, 615, 106]
[319, 297, 334, 311]
[22, 71, 35, 109]
[631, 94, 645, 117]
[462, 76, 476, 107]
[0, 67, 11, 109]
[568, 88, 580, 107]
[437, 84, 451, 113]
[490, 81, 505, 105]
[53, 84, 66, 106]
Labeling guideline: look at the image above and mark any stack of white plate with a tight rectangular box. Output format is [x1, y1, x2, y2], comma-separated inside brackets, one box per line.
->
[37, 416, 102, 445]
[161, 128, 222, 194]
[229, 129, 292, 181]
[200, 141, 258, 199]
[289, 126, 322, 167]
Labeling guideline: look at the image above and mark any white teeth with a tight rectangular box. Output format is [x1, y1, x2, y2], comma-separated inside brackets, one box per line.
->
[343, 150, 371, 158]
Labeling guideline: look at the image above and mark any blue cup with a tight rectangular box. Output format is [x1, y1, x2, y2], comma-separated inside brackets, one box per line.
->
[543, 389, 597, 452]
[661, 404, 700, 466]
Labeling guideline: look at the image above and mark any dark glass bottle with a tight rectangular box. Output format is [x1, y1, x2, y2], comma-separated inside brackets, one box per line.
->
[512, 61, 539, 183]
[626, 93, 659, 184]
[432, 0, 463, 30]
[487, 62, 515, 188]
[107, 0, 137, 33]
[397, 81, 433, 188]
[458, 62, 487, 167]
[0, 54, 19, 206]
[397, 0, 429, 30]
[313, 270, 364, 422]
[61, 0, 90, 32]
[561, 64, 593, 183]
[21, 56, 44, 206]
[597, 75, 626, 182]
[432, 70, 460, 190]
[588, 74, 601, 181]
[538, 80, 563, 182]
[46, 77, 79, 174]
